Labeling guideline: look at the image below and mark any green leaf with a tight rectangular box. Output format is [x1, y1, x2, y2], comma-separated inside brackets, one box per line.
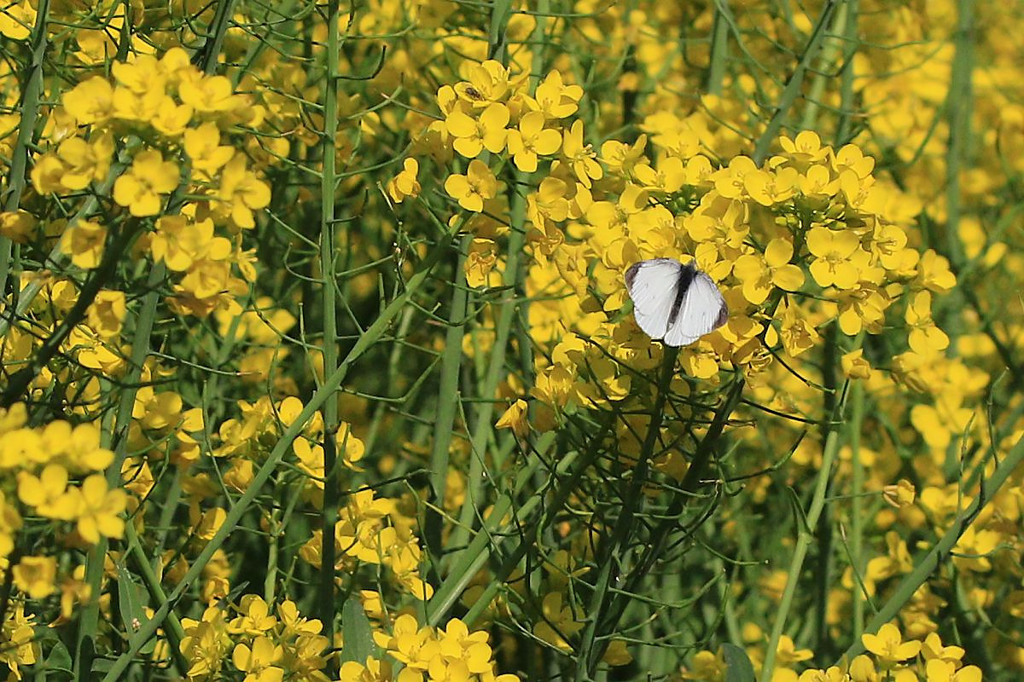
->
[44, 639, 73, 676]
[722, 643, 756, 682]
[340, 596, 374, 664]
[115, 561, 147, 638]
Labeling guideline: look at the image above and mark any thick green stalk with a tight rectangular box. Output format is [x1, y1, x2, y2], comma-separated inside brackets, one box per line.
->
[944, 0, 973, 269]
[759, 383, 849, 682]
[706, 0, 730, 96]
[849, 381, 865, 636]
[124, 521, 189, 675]
[835, 0, 859, 143]
[318, 0, 342, 668]
[800, 2, 847, 131]
[102, 221, 458, 682]
[197, 0, 239, 76]
[424, 239, 470, 563]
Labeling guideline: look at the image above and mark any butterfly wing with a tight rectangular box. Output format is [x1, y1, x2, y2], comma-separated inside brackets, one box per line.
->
[625, 258, 683, 341]
[663, 271, 728, 347]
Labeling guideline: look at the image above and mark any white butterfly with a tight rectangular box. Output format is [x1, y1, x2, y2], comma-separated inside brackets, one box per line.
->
[625, 258, 729, 347]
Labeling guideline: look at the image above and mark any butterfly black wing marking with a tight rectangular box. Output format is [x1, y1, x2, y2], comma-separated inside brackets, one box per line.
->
[667, 262, 696, 327]
[663, 270, 729, 347]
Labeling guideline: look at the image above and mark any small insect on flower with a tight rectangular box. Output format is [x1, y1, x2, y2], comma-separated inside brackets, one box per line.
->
[625, 258, 728, 347]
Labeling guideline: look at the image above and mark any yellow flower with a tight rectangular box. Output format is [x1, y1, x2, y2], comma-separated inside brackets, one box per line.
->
[712, 155, 758, 199]
[113, 149, 180, 217]
[533, 592, 583, 651]
[507, 111, 562, 172]
[921, 633, 964, 665]
[529, 70, 582, 119]
[495, 399, 529, 439]
[151, 216, 230, 272]
[744, 167, 798, 206]
[733, 238, 805, 304]
[798, 667, 849, 682]
[454, 60, 512, 106]
[682, 648, 727, 681]
[229, 595, 278, 635]
[925, 660, 981, 682]
[561, 120, 603, 188]
[232, 636, 283, 682]
[179, 74, 245, 114]
[444, 160, 498, 213]
[633, 155, 686, 193]
[0, 1, 35, 40]
[915, 249, 957, 293]
[112, 54, 165, 95]
[60, 220, 107, 269]
[54, 133, 114, 190]
[445, 102, 509, 158]
[132, 386, 184, 431]
[776, 636, 813, 666]
[861, 623, 921, 664]
[184, 122, 235, 176]
[340, 656, 393, 682]
[87, 290, 126, 340]
[376, 613, 439, 671]
[217, 154, 271, 229]
[952, 526, 1001, 573]
[779, 130, 829, 170]
[12, 556, 57, 599]
[18, 464, 74, 519]
[883, 479, 916, 509]
[776, 301, 820, 357]
[0, 210, 37, 243]
[806, 227, 863, 289]
[841, 349, 872, 379]
[65, 475, 128, 544]
[905, 291, 949, 356]
[0, 605, 36, 676]
[387, 158, 421, 203]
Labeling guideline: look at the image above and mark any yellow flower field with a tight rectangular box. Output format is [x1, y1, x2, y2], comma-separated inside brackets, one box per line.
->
[0, 0, 1021, 680]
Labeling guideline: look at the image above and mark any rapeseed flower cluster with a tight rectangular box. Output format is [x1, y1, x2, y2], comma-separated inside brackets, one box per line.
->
[0, 0, 1021, 680]
[181, 597, 330, 681]
[347, 614, 518, 682]
[683, 624, 982, 682]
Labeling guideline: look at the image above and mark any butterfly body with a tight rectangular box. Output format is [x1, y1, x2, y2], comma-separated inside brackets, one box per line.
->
[625, 258, 728, 347]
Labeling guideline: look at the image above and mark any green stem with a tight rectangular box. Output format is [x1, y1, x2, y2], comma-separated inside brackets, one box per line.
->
[74, 261, 165, 678]
[424, 238, 470, 564]
[849, 380, 865, 636]
[318, 0, 341, 671]
[759, 382, 849, 682]
[575, 348, 679, 680]
[752, 0, 841, 164]
[840, 429, 1024, 662]
[800, 1, 847, 132]
[101, 221, 458, 682]
[425, 433, 553, 626]
[944, 0, 973, 269]
[0, 0, 49, 299]
[706, 0, 730, 96]
[124, 521, 189, 676]
[446, 0, 520, 560]
[835, 0, 859, 143]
